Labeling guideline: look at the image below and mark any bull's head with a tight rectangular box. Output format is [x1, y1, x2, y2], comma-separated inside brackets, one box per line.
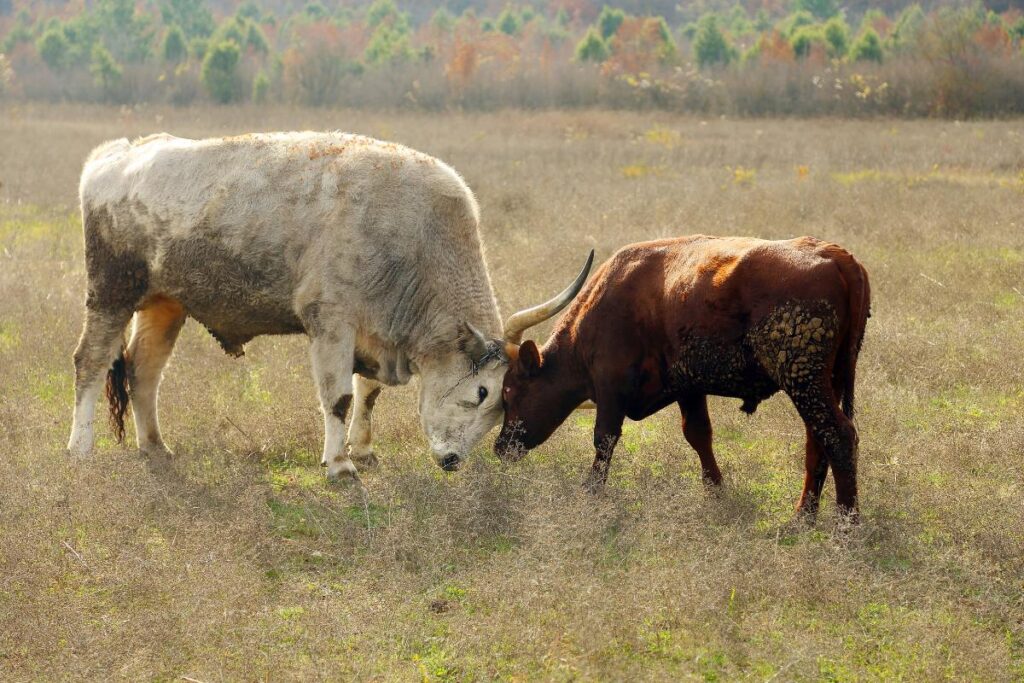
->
[417, 251, 594, 471]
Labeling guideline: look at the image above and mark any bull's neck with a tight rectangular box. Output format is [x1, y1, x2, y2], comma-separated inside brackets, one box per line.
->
[538, 333, 590, 411]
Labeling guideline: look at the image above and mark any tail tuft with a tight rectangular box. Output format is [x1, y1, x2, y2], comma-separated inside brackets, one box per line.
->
[105, 343, 130, 443]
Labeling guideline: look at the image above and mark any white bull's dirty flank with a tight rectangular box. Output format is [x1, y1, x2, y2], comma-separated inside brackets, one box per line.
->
[66, 131, 588, 477]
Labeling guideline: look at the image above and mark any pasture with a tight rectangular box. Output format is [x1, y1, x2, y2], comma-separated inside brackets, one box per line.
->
[0, 104, 1022, 681]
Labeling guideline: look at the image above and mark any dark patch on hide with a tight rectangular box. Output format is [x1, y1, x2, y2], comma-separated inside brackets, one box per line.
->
[83, 206, 150, 314]
[353, 352, 381, 378]
[156, 234, 304, 356]
[669, 331, 778, 415]
[364, 387, 382, 411]
[332, 394, 352, 422]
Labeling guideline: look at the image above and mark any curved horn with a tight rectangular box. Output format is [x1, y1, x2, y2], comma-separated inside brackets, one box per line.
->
[503, 250, 595, 344]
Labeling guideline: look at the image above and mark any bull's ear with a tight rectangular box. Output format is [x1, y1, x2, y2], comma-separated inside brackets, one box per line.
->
[518, 340, 542, 377]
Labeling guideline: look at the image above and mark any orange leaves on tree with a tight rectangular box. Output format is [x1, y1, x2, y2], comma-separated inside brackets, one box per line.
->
[603, 17, 675, 76]
[758, 31, 795, 65]
[973, 23, 1011, 56]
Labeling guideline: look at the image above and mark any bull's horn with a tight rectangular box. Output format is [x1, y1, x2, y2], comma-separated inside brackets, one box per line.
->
[503, 250, 595, 344]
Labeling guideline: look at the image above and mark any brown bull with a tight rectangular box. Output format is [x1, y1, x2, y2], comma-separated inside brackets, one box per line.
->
[495, 236, 870, 520]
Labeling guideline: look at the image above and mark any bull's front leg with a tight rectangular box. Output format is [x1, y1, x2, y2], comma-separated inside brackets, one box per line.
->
[583, 401, 625, 493]
[307, 317, 359, 481]
[347, 375, 383, 467]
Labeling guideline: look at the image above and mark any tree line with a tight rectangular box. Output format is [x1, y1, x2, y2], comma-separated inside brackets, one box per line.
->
[1, 0, 1022, 117]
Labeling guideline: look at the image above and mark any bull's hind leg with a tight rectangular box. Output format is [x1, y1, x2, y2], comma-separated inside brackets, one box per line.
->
[347, 375, 383, 467]
[678, 395, 723, 485]
[306, 313, 359, 480]
[126, 296, 186, 456]
[788, 384, 859, 520]
[796, 425, 830, 517]
[757, 301, 857, 520]
[68, 308, 132, 457]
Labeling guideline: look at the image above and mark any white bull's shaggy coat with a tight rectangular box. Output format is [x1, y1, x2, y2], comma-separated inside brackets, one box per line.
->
[67, 132, 512, 477]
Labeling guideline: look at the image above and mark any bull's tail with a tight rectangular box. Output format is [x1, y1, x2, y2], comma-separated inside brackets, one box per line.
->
[832, 251, 871, 420]
[105, 340, 130, 443]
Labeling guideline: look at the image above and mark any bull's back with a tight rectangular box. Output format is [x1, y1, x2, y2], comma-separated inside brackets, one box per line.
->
[78, 132, 486, 354]
[569, 236, 857, 415]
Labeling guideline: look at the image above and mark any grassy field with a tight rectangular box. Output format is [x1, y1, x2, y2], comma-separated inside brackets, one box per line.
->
[0, 104, 1022, 681]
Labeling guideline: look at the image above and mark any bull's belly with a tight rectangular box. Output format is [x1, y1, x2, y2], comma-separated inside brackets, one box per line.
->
[151, 235, 304, 356]
[668, 335, 779, 410]
[178, 297, 303, 356]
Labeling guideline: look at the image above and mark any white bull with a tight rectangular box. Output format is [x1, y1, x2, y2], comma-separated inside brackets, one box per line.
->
[66, 132, 591, 477]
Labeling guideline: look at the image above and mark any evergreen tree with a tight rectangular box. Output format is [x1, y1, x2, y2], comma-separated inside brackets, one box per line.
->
[694, 15, 735, 68]
[823, 16, 849, 58]
[596, 6, 625, 40]
[90, 42, 122, 98]
[201, 39, 241, 103]
[575, 28, 609, 62]
[162, 25, 187, 64]
[37, 27, 71, 71]
[850, 28, 883, 62]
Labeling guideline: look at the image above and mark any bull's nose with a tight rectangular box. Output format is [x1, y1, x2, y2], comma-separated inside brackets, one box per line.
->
[440, 453, 461, 471]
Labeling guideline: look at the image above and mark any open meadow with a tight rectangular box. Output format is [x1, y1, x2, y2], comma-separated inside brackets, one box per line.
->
[0, 105, 1022, 681]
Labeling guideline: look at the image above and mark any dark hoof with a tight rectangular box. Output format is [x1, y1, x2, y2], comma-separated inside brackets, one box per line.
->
[834, 508, 860, 534]
[350, 450, 379, 468]
[581, 471, 607, 494]
[702, 472, 724, 487]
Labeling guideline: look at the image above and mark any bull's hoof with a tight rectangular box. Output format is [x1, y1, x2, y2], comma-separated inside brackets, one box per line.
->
[581, 470, 607, 494]
[66, 446, 90, 460]
[139, 443, 174, 458]
[833, 508, 860, 534]
[349, 449, 379, 468]
[324, 458, 362, 486]
[701, 471, 724, 487]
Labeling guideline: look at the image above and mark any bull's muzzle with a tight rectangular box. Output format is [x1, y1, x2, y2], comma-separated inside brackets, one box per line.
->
[439, 453, 461, 471]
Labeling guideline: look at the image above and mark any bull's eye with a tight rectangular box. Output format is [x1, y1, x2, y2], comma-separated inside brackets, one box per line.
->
[478, 386, 488, 403]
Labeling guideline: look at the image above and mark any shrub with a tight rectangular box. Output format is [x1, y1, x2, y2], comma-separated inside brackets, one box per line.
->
[823, 17, 850, 58]
[791, 26, 825, 59]
[366, 0, 402, 28]
[1011, 17, 1024, 41]
[201, 39, 241, 103]
[189, 37, 208, 60]
[597, 6, 626, 40]
[304, 2, 328, 21]
[779, 10, 815, 38]
[364, 24, 412, 65]
[252, 69, 269, 103]
[163, 25, 187, 64]
[0, 53, 12, 96]
[37, 27, 71, 72]
[792, 0, 838, 21]
[694, 15, 735, 68]
[245, 21, 269, 54]
[850, 28, 884, 62]
[575, 28, 609, 63]
[160, 0, 214, 38]
[236, 1, 261, 22]
[496, 6, 521, 36]
[283, 22, 361, 106]
[430, 8, 455, 33]
[89, 43, 122, 99]
[889, 4, 926, 54]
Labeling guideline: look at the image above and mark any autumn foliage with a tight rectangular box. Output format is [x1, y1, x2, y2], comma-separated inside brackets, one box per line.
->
[0, 1, 1022, 116]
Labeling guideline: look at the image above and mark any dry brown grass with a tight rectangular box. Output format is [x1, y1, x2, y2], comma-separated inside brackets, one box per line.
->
[0, 104, 1022, 681]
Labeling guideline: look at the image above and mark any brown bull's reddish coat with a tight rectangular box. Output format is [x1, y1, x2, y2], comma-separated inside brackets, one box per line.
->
[495, 235, 870, 519]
